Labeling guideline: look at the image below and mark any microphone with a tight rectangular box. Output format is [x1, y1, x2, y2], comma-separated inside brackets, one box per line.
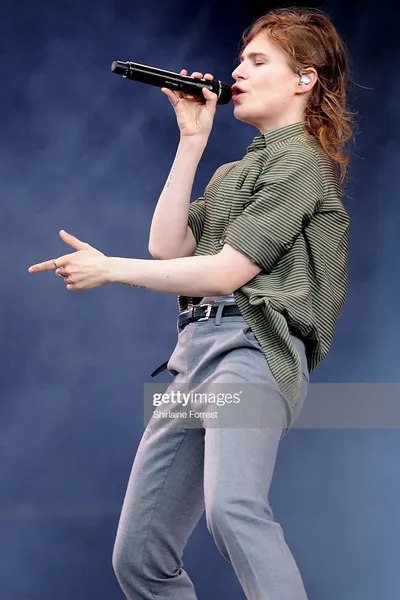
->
[110, 60, 232, 105]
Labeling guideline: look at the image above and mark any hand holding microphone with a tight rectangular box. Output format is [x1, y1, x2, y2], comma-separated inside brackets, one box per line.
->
[161, 69, 219, 139]
[111, 60, 232, 140]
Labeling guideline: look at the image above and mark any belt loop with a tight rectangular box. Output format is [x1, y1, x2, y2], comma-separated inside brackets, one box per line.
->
[214, 302, 226, 326]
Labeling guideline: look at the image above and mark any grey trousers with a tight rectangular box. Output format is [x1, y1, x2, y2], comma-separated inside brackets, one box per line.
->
[113, 314, 309, 600]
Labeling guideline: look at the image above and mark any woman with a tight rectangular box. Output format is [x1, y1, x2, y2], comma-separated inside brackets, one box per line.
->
[29, 7, 354, 600]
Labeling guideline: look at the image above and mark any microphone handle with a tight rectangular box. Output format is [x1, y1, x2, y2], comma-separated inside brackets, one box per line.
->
[111, 60, 232, 105]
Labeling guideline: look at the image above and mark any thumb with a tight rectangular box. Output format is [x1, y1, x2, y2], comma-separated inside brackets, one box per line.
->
[59, 229, 89, 250]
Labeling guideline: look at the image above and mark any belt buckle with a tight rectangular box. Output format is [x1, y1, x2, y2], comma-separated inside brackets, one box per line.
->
[197, 304, 213, 321]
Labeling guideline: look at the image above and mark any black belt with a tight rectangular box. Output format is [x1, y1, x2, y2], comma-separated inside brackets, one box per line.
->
[150, 303, 242, 378]
[178, 303, 242, 331]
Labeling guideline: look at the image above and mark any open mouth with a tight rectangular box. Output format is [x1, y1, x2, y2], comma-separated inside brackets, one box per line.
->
[232, 85, 245, 102]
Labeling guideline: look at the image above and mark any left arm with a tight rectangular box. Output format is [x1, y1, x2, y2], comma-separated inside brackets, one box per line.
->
[107, 245, 261, 296]
[28, 230, 261, 295]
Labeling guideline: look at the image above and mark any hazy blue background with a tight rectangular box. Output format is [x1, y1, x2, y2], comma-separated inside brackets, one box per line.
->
[2, 0, 400, 598]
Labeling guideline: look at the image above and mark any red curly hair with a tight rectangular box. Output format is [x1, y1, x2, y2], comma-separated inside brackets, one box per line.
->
[241, 7, 354, 185]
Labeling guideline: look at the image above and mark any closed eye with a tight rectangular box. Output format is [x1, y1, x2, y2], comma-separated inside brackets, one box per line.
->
[236, 51, 269, 67]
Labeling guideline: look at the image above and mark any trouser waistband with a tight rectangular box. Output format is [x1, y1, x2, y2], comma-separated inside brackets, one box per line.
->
[178, 303, 242, 331]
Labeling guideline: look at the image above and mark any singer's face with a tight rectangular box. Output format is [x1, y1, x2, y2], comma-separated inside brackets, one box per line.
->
[231, 34, 303, 132]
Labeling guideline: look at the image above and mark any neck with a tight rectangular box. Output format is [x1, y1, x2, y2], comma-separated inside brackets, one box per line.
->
[257, 110, 306, 135]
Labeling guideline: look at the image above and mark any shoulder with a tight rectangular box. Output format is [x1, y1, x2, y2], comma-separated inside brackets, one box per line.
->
[285, 137, 349, 219]
[252, 138, 324, 198]
[264, 136, 344, 204]
[268, 136, 324, 175]
[206, 160, 240, 183]
[201, 160, 241, 199]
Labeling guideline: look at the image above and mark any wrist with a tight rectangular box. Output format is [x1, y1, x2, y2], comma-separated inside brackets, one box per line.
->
[104, 256, 118, 284]
[178, 135, 208, 153]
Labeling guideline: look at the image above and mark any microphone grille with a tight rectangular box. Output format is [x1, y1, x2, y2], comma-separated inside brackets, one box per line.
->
[217, 81, 232, 105]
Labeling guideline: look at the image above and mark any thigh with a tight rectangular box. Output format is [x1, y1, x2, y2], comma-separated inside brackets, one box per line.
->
[116, 324, 206, 546]
[188, 321, 307, 429]
[199, 327, 308, 504]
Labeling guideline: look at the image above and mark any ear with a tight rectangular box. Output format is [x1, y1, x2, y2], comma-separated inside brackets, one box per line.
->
[296, 68, 318, 93]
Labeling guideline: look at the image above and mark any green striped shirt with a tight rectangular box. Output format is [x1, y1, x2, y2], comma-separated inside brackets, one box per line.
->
[179, 121, 349, 406]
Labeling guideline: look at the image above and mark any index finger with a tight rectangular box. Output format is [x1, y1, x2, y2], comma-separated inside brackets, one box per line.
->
[28, 259, 58, 273]
[28, 253, 70, 273]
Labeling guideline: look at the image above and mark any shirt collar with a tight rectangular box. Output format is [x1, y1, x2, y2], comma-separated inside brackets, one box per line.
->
[246, 121, 307, 153]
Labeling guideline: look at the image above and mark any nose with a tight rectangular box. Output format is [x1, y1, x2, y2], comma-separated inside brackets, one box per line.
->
[231, 61, 246, 81]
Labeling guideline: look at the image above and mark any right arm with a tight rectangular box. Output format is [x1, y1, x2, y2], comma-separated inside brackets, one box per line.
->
[148, 69, 218, 260]
[148, 137, 206, 259]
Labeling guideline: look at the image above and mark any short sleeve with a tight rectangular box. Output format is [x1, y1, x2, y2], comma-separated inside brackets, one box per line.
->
[188, 197, 206, 244]
[223, 146, 324, 273]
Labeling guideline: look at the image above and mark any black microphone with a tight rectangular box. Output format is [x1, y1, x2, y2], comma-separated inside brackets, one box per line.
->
[110, 60, 232, 105]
